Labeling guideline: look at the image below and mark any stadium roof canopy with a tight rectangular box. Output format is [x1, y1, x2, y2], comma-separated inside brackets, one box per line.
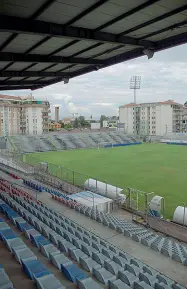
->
[0, 0, 187, 91]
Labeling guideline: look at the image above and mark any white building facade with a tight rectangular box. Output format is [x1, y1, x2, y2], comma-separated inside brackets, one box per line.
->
[119, 100, 183, 136]
[0, 95, 50, 136]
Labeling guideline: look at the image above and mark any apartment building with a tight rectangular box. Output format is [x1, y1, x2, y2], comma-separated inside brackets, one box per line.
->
[119, 100, 183, 136]
[0, 94, 50, 136]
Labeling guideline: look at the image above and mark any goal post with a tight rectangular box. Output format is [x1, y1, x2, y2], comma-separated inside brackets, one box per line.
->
[97, 142, 113, 150]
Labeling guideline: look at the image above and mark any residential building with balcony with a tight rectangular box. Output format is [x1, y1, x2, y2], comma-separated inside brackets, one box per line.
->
[0, 94, 50, 136]
[49, 122, 61, 130]
[119, 100, 183, 136]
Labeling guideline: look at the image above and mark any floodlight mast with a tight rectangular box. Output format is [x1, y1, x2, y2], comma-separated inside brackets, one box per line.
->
[130, 76, 141, 136]
[130, 76, 141, 104]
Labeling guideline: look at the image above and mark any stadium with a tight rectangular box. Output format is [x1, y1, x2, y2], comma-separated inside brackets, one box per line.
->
[0, 129, 186, 288]
[0, 1, 187, 289]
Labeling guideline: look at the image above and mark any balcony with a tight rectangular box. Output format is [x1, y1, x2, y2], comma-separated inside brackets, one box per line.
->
[42, 108, 51, 113]
[42, 114, 49, 118]
[43, 119, 49, 124]
[20, 123, 26, 127]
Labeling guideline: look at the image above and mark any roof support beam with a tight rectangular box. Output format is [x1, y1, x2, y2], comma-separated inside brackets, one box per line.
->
[95, 0, 160, 31]
[2, 32, 187, 91]
[139, 19, 187, 41]
[0, 52, 103, 65]
[30, 0, 56, 20]
[118, 4, 187, 36]
[0, 14, 155, 48]
[0, 85, 41, 90]
[65, 0, 109, 26]
[20, 1, 109, 56]
[0, 0, 56, 53]
[70, 31, 187, 80]
[0, 80, 61, 86]
[0, 71, 70, 77]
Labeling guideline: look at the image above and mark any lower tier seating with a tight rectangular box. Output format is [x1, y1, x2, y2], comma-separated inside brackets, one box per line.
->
[0, 191, 185, 289]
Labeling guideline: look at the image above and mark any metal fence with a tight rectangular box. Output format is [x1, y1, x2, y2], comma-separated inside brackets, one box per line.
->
[15, 153, 157, 218]
[24, 153, 91, 189]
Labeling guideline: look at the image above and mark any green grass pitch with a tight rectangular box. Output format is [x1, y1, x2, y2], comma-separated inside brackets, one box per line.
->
[28, 143, 187, 218]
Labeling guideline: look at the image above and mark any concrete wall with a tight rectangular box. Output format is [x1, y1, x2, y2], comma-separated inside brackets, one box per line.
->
[91, 123, 100, 130]
[148, 216, 187, 243]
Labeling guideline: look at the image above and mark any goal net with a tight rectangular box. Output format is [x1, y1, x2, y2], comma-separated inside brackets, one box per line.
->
[97, 142, 113, 150]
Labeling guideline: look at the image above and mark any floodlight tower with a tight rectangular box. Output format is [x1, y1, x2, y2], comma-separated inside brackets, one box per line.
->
[130, 76, 141, 104]
[130, 76, 141, 136]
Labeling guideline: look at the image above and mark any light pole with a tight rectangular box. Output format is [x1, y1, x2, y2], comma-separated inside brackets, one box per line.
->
[130, 76, 141, 135]
[130, 76, 141, 104]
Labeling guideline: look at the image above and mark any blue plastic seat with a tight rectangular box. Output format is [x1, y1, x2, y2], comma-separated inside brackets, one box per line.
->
[61, 263, 87, 283]
[22, 260, 51, 280]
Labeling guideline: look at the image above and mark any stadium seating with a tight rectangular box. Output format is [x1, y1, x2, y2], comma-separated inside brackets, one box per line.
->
[0, 264, 14, 289]
[0, 190, 185, 289]
[10, 131, 140, 153]
[4, 176, 187, 267]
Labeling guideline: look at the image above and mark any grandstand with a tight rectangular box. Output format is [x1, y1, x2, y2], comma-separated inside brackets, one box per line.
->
[9, 131, 138, 153]
[1, 0, 187, 286]
[0, 166, 186, 288]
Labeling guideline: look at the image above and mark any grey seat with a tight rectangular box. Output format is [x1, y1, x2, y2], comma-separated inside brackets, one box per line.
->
[79, 256, 101, 273]
[104, 260, 123, 275]
[93, 267, 116, 285]
[83, 236, 91, 245]
[51, 253, 72, 269]
[0, 269, 14, 289]
[49, 232, 61, 245]
[6, 237, 26, 252]
[40, 243, 60, 258]
[113, 256, 129, 269]
[81, 244, 97, 257]
[0, 222, 9, 230]
[92, 252, 110, 265]
[156, 274, 174, 286]
[109, 279, 131, 289]
[118, 270, 138, 287]
[13, 247, 37, 264]
[139, 272, 157, 287]
[42, 227, 54, 238]
[68, 248, 87, 262]
[76, 277, 103, 289]
[35, 273, 65, 289]
[134, 281, 153, 289]
[126, 264, 141, 276]
[102, 248, 117, 259]
[72, 237, 85, 249]
[58, 239, 76, 253]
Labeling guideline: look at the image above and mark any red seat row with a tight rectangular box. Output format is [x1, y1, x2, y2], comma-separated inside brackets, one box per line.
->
[51, 194, 80, 208]
[0, 180, 40, 205]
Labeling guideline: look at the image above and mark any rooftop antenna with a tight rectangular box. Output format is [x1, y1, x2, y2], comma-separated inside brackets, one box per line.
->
[130, 76, 141, 104]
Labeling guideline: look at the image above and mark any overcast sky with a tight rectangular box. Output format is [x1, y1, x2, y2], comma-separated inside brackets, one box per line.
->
[3, 44, 187, 119]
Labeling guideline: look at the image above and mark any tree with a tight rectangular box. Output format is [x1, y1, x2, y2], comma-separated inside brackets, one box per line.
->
[100, 115, 107, 127]
[64, 123, 72, 130]
[73, 117, 79, 128]
[78, 116, 86, 127]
